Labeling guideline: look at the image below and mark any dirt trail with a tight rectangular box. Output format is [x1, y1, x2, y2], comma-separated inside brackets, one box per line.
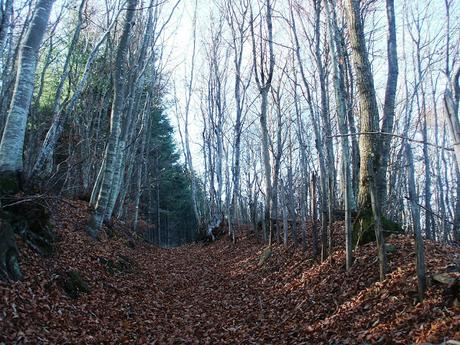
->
[1, 200, 459, 344]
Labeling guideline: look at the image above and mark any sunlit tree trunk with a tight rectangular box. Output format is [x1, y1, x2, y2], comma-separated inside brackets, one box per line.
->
[444, 68, 460, 242]
[444, 68, 460, 172]
[345, 0, 386, 277]
[344, 0, 380, 210]
[30, 9, 117, 180]
[87, 0, 138, 237]
[0, 0, 53, 190]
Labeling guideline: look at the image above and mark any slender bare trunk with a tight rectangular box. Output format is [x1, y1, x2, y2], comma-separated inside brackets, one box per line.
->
[87, 0, 138, 237]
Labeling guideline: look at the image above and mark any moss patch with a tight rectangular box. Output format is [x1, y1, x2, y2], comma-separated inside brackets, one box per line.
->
[353, 209, 402, 247]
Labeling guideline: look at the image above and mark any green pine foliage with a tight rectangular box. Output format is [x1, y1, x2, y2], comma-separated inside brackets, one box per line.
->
[144, 105, 198, 246]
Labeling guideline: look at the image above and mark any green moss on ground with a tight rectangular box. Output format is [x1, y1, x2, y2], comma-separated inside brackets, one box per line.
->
[353, 209, 403, 247]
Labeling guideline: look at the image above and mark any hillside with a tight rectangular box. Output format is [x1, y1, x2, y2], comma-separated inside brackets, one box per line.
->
[0, 199, 459, 344]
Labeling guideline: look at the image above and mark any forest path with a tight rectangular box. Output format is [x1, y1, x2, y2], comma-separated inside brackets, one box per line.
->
[3, 200, 309, 344]
[139, 240, 292, 344]
[2, 200, 458, 344]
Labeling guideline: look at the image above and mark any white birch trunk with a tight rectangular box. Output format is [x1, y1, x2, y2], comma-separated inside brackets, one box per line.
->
[0, 0, 53, 183]
[29, 9, 119, 180]
[87, 0, 137, 237]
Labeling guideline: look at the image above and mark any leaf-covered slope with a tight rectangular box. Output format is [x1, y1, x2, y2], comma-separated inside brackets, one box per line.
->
[1, 200, 459, 344]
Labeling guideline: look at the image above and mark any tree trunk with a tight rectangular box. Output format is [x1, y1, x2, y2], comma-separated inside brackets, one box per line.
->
[311, 173, 319, 258]
[444, 67, 460, 172]
[344, 0, 380, 211]
[290, 6, 328, 258]
[250, 0, 275, 246]
[378, 0, 399, 209]
[314, 0, 336, 210]
[405, 142, 426, 300]
[0, 0, 54, 188]
[444, 67, 460, 242]
[0, 0, 13, 94]
[29, 12, 117, 180]
[281, 180, 288, 247]
[87, 0, 137, 237]
[368, 159, 387, 281]
[325, 0, 353, 269]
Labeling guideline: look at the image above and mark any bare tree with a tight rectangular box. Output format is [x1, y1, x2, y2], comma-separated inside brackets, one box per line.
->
[405, 142, 426, 299]
[345, 0, 386, 277]
[225, 0, 251, 241]
[324, 0, 353, 269]
[250, 0, 275, 245]
[378, 0, 399, 209]
[87, 0, 138, 237]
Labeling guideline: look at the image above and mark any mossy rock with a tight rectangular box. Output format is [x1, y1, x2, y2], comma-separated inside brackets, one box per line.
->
[60, 270, 90, 299]
[258, 247, 272, 266]
[353, 210, 402, 247]
[385, 243, 397, 254]
[99, 255, 136, 275]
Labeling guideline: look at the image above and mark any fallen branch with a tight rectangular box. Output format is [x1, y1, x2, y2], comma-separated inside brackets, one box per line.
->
[404, 196, 454, 225]
[327, 131, 454, 152]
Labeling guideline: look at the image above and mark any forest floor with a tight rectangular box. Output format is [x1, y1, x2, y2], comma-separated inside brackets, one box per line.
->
[1, 199, 459, 345]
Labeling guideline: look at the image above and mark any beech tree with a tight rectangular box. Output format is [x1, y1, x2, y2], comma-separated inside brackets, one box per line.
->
[249, 0, 275, 245]
[324, 0, 353, 269]
[344, 0, 386, 277]
[0, 0, 458, 282]
[87, 0, 138, 237]
[0, 0, 54, 190]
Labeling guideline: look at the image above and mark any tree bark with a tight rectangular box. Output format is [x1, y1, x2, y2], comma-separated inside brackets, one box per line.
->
[344, 0, 380, 210]
[0, 0, 54, 187]
[87, 0, 138, 237]
[250, 0, 275, 246]
[405, 142, 426, 299]
[325, 0, 353, 269]
[444, 67, 460, 172]
[378, 0, 399, 209]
